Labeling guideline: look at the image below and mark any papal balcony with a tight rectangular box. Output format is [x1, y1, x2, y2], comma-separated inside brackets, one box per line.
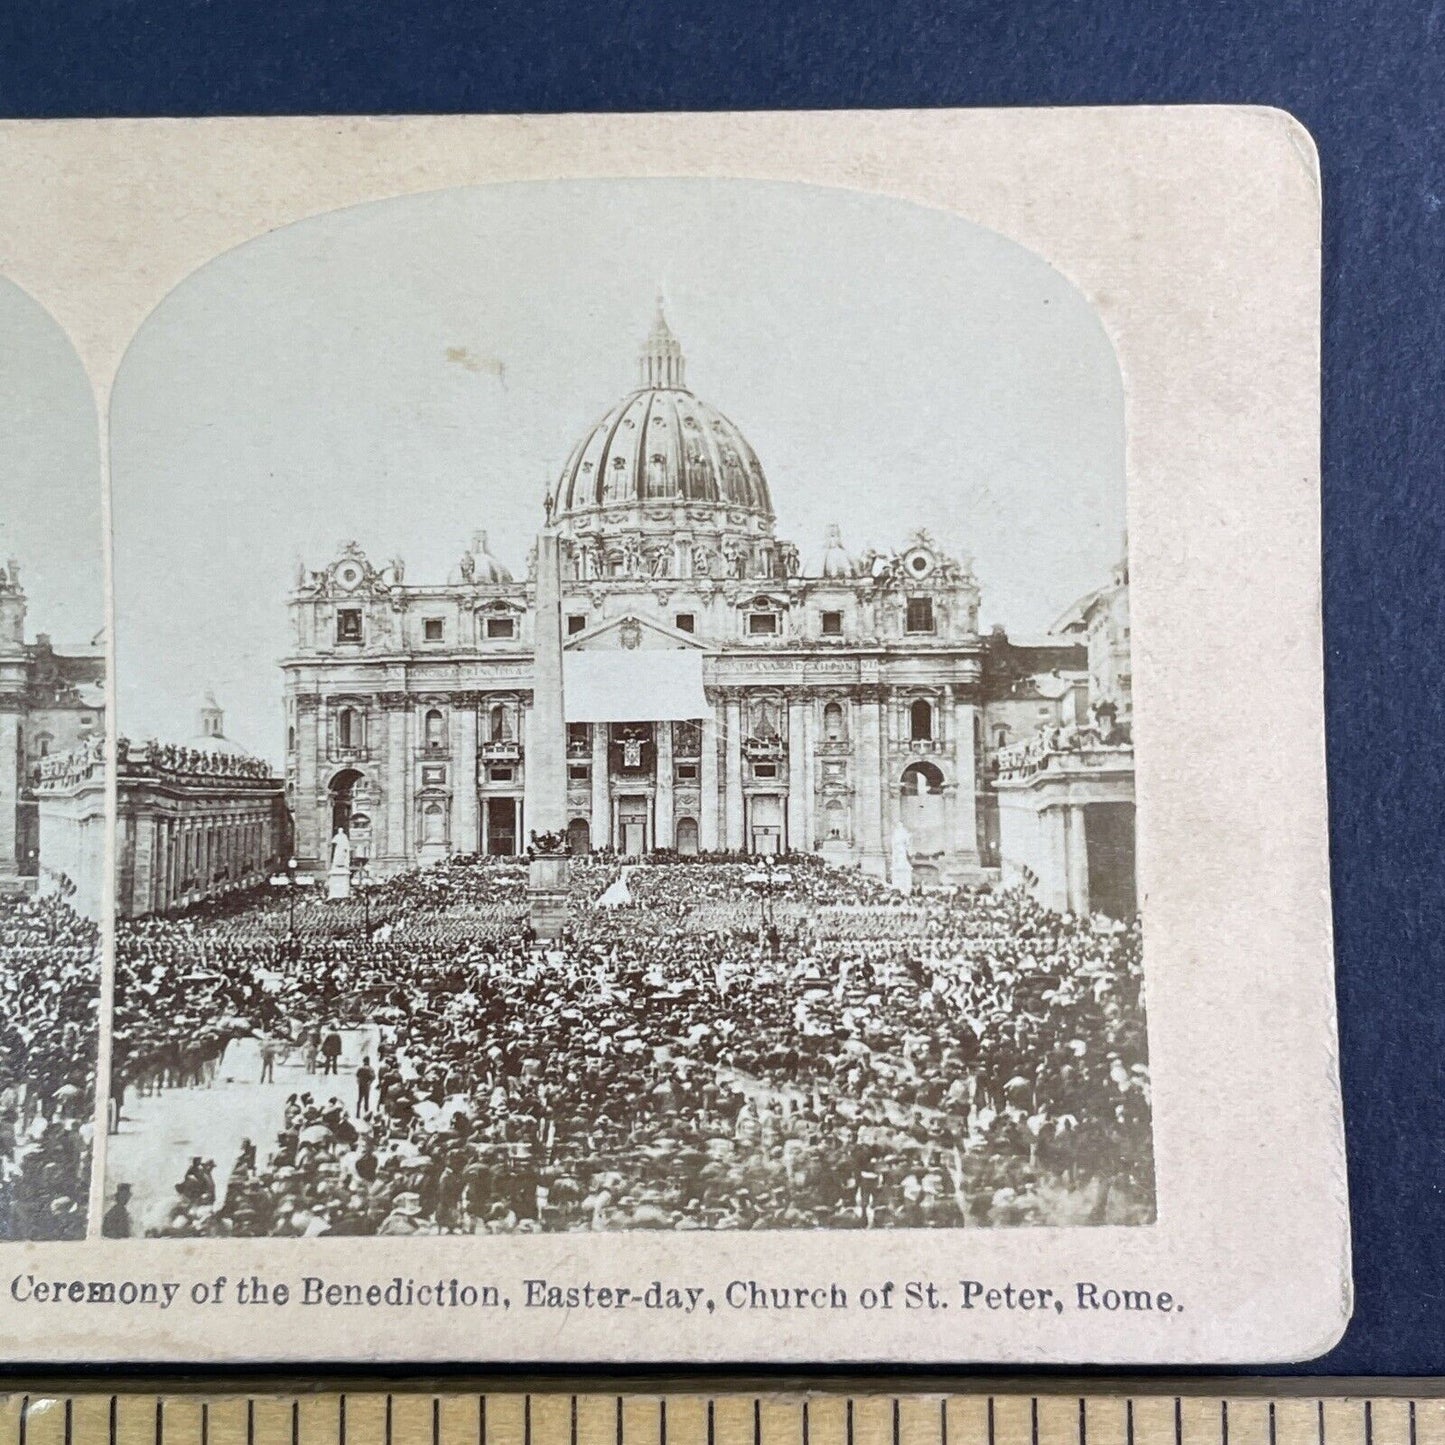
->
[481, 739, 523, 763]
[743, 736, 786, 762]
[995, 727, 1133, 784]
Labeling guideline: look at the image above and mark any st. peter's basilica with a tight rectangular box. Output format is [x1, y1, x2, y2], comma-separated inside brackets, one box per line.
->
[280, 303, 1136, 914]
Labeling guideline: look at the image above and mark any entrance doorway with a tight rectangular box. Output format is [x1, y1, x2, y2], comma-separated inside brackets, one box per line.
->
[748, 794, 783, 854]
[1085, 803, 1137, 918]
[329, 768, 364, 836]
[676, 817, 699, 855]
[485, 797, 518, 855]
[899, 761, 947, 855]
[617, 797, 648, 856]
[566, 817, 591, 855]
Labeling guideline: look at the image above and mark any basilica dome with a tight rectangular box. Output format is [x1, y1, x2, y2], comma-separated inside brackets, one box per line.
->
[547, 303, 775, 534]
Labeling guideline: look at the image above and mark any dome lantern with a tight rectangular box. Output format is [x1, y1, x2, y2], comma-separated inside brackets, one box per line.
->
[639, 294, 686, 390]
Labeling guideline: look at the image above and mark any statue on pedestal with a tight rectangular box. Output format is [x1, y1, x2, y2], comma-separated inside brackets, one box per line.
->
[890, 821, 914, 895]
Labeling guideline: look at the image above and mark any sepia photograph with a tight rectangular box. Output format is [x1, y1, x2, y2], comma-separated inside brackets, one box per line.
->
[0, 277, 106, 1240]
[101, 178, 1151, 1241]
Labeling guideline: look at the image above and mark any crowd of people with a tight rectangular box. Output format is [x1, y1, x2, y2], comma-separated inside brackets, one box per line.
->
[111, 850, 1153, 1238]
[0, 890, 98, 1239]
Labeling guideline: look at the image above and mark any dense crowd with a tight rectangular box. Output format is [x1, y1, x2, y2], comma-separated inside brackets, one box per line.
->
[0, 890, 98, 1239]
[112, 854, 1152, 1237]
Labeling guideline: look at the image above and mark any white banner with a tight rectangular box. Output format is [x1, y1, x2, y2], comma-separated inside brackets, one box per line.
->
[563, 649, 708, 721]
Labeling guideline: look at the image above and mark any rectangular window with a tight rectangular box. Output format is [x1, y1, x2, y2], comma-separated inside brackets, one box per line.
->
[821, 610, 843, 636]
[675, 613, 695, 633]
[486, 616, 516, 640]
[421, 764, 447, 787]
[753, 761, 778, 779]
[906, 597, 935, 634]
[423, 618, 444, 642]
[747, 612, 778, 637]
[568, 763, 590, 783]
[336, 608, 363, 643]
[567, 614, 587, 635]
[676, 762, 698, 782]
[488, 765, 514, 782]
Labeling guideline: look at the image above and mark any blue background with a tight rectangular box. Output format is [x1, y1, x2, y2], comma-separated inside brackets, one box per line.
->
[1, 0, 1441, 1378]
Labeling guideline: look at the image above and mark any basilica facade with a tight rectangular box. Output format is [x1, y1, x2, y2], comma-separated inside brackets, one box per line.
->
[282, 306, 1117, 892]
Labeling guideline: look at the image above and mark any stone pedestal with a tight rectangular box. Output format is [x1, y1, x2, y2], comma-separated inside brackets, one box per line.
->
[328, 863, 351, 901]
[528, 853, 570, 938]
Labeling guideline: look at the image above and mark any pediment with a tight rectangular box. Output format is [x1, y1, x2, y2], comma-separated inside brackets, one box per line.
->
[565, 613, 706, 652]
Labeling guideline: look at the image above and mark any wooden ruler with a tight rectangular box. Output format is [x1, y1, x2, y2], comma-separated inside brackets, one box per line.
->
[0, 1388, 1440, 1445]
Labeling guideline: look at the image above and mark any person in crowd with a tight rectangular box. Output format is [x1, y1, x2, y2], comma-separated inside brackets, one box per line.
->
[356, 1055, 375, 1118]
[103, 1182, 134, 1238]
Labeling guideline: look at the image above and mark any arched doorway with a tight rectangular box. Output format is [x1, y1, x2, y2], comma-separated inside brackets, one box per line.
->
[676, 817, 699, 855]
[899, 760, 947, 856]
[567, 817, 591, 855]
[329, 767, 365, 836]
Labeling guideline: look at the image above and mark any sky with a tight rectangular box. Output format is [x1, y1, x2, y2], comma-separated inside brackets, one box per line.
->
[0, 278, 103, 648]
[110, 178, 1124, 761]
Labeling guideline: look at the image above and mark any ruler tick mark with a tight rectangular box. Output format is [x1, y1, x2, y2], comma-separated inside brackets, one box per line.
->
[386, 1396, 393, 1445]
[987, 1398, 995, 1445]
[108, 1396, 117, 1445]
[660, 1398, 667, 1445]
[201, 1403, 209, 1445]
[1222, 1400, 1228, 1445]
[1031, 1397, 1039, 1445]
[1080, 1397, 1087, 1445]
[1126, 1401, 1134, 1445]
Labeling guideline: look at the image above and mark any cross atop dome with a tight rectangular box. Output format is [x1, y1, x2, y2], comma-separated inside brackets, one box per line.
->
[638, 294, 686, 390]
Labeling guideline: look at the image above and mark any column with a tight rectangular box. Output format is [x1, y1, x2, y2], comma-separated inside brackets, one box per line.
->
[294, 697, 321, 870]
[951, 694, 981, 867]
[786, 693, 810, 852]
[1065, 804, 1091, 914]
[0, 710, 19, 875]
[655, 721, 674, 849]
[452, 696, 479, 854]
[590, 723, 610, 850]
[854, 688, 886, 874]
[383, 695, 410, 869]
[724, 692, 744, 851]
[699, 694, 720, 850]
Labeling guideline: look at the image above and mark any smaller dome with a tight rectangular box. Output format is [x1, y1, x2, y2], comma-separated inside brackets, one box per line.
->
[189, 690, 254, 757]
[811, 523, 858, 579]
[450, 531, 514, 585]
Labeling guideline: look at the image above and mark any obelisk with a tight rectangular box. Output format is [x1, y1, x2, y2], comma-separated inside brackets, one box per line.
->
[526, 525, 570, 937]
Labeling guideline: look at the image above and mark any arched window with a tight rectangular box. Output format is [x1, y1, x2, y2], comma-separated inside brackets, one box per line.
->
[994, 724, 1010, 748]
[910, 698, 933, 742]
[425, 708, 445, 748]
[287, 725, 296, 754]
[422, 802, 445, 844]
[338, 707, 359, 750]
[825, 798, 846, 839]
[823, 701, 845, 741]
[490, 704, 510, 742]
